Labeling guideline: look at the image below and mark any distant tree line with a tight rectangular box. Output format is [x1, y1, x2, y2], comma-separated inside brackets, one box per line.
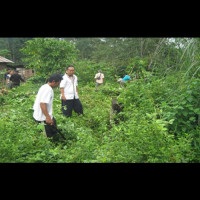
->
[1, 37, 200, 79]
[0, 38, 33, 64]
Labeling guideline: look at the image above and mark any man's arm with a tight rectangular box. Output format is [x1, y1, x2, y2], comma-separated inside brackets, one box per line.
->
[10, 75, 13, 82]
[128, 77, 132, 83]
[40, 103, 53, 125]
[94, 74, 97, 82]
[60, 88, 66, 100]
[19, 75, 25, 82]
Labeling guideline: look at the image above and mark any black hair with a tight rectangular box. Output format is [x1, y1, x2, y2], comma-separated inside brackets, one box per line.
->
[66, 65, 75, 70]
[48, 73, 63, 83]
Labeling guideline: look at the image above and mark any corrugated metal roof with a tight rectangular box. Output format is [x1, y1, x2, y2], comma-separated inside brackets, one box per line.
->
[0, 56, 14, 63]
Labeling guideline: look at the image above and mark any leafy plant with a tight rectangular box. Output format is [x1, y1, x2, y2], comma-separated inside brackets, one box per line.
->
[126, 56, 148, 79]
[20, 38, 78, 77]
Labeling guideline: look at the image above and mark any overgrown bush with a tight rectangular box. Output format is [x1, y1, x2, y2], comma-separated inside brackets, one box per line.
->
[0, 71, 200, 163]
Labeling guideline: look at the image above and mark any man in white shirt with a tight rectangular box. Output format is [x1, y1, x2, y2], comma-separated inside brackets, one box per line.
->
[60, 65, 83, 117]
[94, 70, 104, 87]
[33, 73, 63, 138]
[6, 70, 13, 89]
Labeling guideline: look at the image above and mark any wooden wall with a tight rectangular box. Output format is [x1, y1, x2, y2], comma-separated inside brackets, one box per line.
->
[16, 68, 34, 80]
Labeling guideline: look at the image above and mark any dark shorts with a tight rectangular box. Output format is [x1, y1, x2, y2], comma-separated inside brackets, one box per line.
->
[61, 98, 83, 117]
[34, 117, 57, 138]
[96, 82, 103, 87]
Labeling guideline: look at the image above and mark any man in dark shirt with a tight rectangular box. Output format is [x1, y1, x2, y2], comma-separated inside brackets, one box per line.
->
[10, 70, 25, 87]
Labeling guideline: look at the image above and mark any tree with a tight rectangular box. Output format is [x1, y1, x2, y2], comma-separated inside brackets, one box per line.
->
[20, 38, 79, 77]
[72, 38, 97, 59]
[0, 49, 11, 57]
[0, 38, 32, 64]
[127, 56, 147, 79]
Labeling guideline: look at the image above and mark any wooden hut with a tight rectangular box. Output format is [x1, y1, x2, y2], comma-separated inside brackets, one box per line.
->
[7, 64, 34, 80]
[0, 56, 14, 88]
[0, 56, 14, 71]
[0, 56, 34, 87]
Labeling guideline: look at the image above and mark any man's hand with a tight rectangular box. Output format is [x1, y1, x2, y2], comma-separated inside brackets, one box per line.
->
[60, 88, 67, 101]
[40, 102, 54, 125]
[61, 95, 67, 101]
[46, 116, 54, 125]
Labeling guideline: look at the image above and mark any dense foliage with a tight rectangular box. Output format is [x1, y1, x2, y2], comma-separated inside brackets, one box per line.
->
[1, 37, 200, 163]
[0, 73, 199, 163]
[20, 38, 78, 77]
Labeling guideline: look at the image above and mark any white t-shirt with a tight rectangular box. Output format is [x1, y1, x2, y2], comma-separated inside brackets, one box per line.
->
[60, 74, 79, 100]
[95, 73, 104, 84]
[33, 84, 54, 121]
[6, 74, 11, 83]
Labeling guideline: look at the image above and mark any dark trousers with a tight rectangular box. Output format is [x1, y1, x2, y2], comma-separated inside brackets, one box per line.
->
[61, 98, 83, 117]
[12, 82, 20, 87]
[34, 117, 57, 138]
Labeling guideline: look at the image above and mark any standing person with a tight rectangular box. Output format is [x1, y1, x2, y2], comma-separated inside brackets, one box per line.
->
[4, 68, 11, 80]
[60, 65, 83, 117]
[94, 70, 104, 87]
[10, 70, 25, 87]
[6, 70, 14, 89]
[33, 73, 63, 138]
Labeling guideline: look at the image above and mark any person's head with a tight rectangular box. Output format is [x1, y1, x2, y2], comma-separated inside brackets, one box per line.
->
[98, 70, 102, 73]
[48, 73, 63, 88]
[128, 74, 132, 78]
[15, 70, 19, 74]
[7, 68, 11, 73]
[66, 65, 75, 77]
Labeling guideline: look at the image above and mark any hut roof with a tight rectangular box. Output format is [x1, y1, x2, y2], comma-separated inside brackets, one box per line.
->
[0, 56, 14, 63]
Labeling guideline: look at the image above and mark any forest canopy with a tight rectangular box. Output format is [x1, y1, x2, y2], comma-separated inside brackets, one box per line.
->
[1, 37, 198, 77]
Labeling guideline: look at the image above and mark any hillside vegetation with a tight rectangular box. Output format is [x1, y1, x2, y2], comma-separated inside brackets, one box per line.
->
[1, 37, 200, 163]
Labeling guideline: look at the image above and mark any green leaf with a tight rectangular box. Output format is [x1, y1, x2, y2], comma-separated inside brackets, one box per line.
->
[169, 119, 175, 124]
[37, 123, 45, 131]
[189, 117, 196, 122]
[181, 100, 187, 105]
[182, 111, 188, 117]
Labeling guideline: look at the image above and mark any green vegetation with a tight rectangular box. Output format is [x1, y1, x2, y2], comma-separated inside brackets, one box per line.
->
[1, 37, 200, 163]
